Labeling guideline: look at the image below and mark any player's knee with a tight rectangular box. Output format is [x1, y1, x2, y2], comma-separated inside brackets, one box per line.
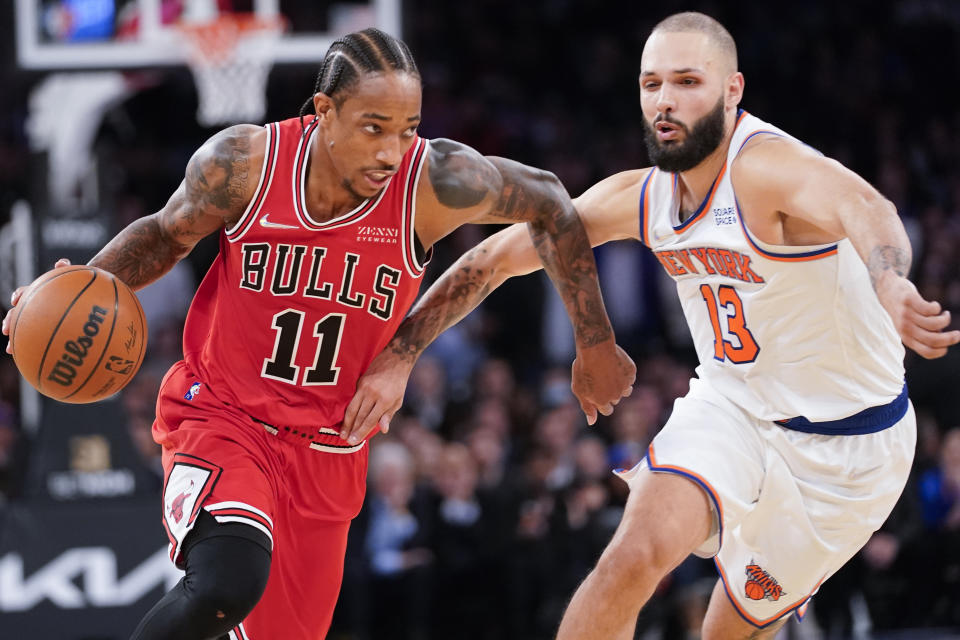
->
[595, 534, 676, 591]
[183, 535, 271, 626]
[187, 567, 268, 625]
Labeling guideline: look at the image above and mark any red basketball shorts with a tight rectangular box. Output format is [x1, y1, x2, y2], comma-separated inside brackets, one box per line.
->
[153, 360, 368, 639]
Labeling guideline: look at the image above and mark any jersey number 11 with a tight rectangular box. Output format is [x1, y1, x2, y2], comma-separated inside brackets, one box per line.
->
[262, 310, 345, 385]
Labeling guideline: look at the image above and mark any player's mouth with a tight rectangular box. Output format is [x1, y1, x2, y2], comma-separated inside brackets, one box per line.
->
[363, 170, 395, 189]
[655, 121, 682, 142]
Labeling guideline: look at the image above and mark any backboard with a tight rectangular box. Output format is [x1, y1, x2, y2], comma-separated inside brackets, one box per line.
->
[14, 0, 403, 69]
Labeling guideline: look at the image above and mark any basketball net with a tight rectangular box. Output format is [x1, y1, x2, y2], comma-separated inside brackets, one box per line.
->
[176, 14, 286, 127]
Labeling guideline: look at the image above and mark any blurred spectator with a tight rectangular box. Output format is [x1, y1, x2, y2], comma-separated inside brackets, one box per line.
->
[405, 355, 449, 432]
[429, 442, 501, 639]
[607, 385, 662, 473]
[361, 440, 433, 640]
[918, 428, 960, 531]
[533, 404, 581, 491]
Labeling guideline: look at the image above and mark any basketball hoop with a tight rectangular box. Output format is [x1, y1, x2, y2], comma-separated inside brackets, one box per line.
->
[176, 14, 286, 127]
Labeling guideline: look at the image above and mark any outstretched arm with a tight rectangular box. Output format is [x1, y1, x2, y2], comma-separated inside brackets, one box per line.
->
[340, 163, 646, 443]
[3, 125, 264, 353]
[734, 136, 960, 359]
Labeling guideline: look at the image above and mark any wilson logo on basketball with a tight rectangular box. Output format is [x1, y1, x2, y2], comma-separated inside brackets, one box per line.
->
[47, 305, 108, 387]
[744, 563, 784, 601]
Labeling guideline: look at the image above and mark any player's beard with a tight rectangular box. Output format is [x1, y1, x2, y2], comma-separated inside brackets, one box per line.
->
[643, 97, 726, 173]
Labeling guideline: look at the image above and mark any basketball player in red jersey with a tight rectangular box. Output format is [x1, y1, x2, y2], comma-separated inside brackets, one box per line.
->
[2, 28, 635, 640]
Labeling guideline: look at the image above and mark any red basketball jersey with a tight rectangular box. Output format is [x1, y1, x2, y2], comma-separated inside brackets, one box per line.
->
[182, 116, 430, 429]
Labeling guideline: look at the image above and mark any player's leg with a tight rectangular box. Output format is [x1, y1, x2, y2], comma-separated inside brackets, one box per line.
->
[136, 361, 282, 640]
[240, 442, 367, 639]
[129, 511, 271, 640]
[701, 580, 787, 640]
[555, 469, 714, 640]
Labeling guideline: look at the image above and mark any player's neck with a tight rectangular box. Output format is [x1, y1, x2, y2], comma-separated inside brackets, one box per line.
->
[302, 135, 368, 223]
[675, 136, 731, 222]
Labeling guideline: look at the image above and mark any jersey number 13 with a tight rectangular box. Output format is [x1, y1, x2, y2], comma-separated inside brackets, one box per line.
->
[699, 284, 759, 364]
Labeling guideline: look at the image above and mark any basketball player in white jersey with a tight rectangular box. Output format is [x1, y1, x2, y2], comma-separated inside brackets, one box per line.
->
[340, 11, 960, 640]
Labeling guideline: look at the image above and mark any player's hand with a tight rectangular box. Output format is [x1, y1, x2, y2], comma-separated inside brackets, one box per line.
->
[3, 258, 72, 354]
[875, 273, 960, 359]
[571, 340, 636, 425]
[340, 350, 415, 445]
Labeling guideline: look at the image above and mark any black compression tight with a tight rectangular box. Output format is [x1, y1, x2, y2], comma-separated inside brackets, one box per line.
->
[129, 514, 271, 640]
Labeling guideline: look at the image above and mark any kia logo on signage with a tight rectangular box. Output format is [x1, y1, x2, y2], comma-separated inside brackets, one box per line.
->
[0, 547, 180, 611]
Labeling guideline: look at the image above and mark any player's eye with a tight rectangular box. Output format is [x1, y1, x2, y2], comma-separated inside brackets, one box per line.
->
[363, 124, 382, 134]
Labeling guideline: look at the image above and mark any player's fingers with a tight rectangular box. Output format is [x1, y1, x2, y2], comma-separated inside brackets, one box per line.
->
[906, 293, 941, 316]
[904, 332, 955, 360]
[912, 329, 960, 358]
[348, 401, 385, 444]
[622, 385, 634, 398]
[341, 391, 371, 438]
[597, 403, 615, 417]
[379, 414, 392, 435]
[579, 398, 598, 426]
[906, 308, 951, 331]
[54, 258, 71, 269]
[10, 286, 26, 307]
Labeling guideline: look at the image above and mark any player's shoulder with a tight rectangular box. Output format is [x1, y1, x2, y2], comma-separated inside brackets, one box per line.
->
[421, 137, 501, 208]
[424, 137, 488, 169]
[578, 168, 652, 204]
[185, 124, 266, 216]
[188, 124, 267, 178]
[731, 132, 821, 190]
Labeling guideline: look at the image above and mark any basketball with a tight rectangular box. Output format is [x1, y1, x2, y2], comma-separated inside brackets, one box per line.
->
[744, 580, 765, 601]
[8, 265, 148, 403]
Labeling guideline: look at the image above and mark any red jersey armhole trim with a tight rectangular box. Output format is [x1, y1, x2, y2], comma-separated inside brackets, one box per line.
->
[226, 123, 279, 242]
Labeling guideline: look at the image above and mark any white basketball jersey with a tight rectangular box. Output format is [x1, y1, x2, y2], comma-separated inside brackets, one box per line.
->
[640, 111, 904, 422]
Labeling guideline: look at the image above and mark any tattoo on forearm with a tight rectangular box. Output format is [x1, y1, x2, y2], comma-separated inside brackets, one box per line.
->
[89, 216, 189, 289]
[867, 245, 910, 290]
[490, 161, 612, 347]
[389, 248, 494, 360]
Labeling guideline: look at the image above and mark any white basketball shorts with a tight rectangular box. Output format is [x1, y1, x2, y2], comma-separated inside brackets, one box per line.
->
[616, 377, 915, 629]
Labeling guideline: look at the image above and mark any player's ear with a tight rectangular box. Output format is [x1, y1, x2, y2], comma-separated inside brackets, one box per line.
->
[726, 72, 744, 108]
[313, 93, 336, 123]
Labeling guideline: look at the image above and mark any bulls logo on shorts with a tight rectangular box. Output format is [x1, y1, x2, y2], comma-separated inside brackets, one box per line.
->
[162, 454, 222, 564]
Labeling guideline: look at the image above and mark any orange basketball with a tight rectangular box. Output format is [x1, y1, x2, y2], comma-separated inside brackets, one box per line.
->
[8, 265, 147, 403]
[744, 580, 765, 601]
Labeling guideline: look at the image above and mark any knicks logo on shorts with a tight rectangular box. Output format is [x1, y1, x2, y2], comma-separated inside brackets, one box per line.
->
[744, 562, 785, 601]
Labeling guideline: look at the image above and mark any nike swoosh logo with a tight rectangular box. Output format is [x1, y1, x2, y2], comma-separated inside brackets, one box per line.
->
[259, 214, 298, 229]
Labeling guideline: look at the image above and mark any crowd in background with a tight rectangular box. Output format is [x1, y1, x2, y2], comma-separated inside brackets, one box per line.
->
[1, 1, 960, 638]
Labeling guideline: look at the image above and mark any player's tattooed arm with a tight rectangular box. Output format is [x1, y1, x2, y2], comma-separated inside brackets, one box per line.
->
[387, 243, 498, 363]
[867, 245, 911, 291]
[343, 149, 638, 442]
[89, 125, 261, 289]
[421, 140, 614, 350]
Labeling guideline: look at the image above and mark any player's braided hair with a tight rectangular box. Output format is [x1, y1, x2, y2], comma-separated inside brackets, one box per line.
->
[298, 28, 420, 134]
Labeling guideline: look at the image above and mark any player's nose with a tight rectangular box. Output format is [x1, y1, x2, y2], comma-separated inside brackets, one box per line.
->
[655, 85, 676, 113]
[375, 139, 402, 167]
